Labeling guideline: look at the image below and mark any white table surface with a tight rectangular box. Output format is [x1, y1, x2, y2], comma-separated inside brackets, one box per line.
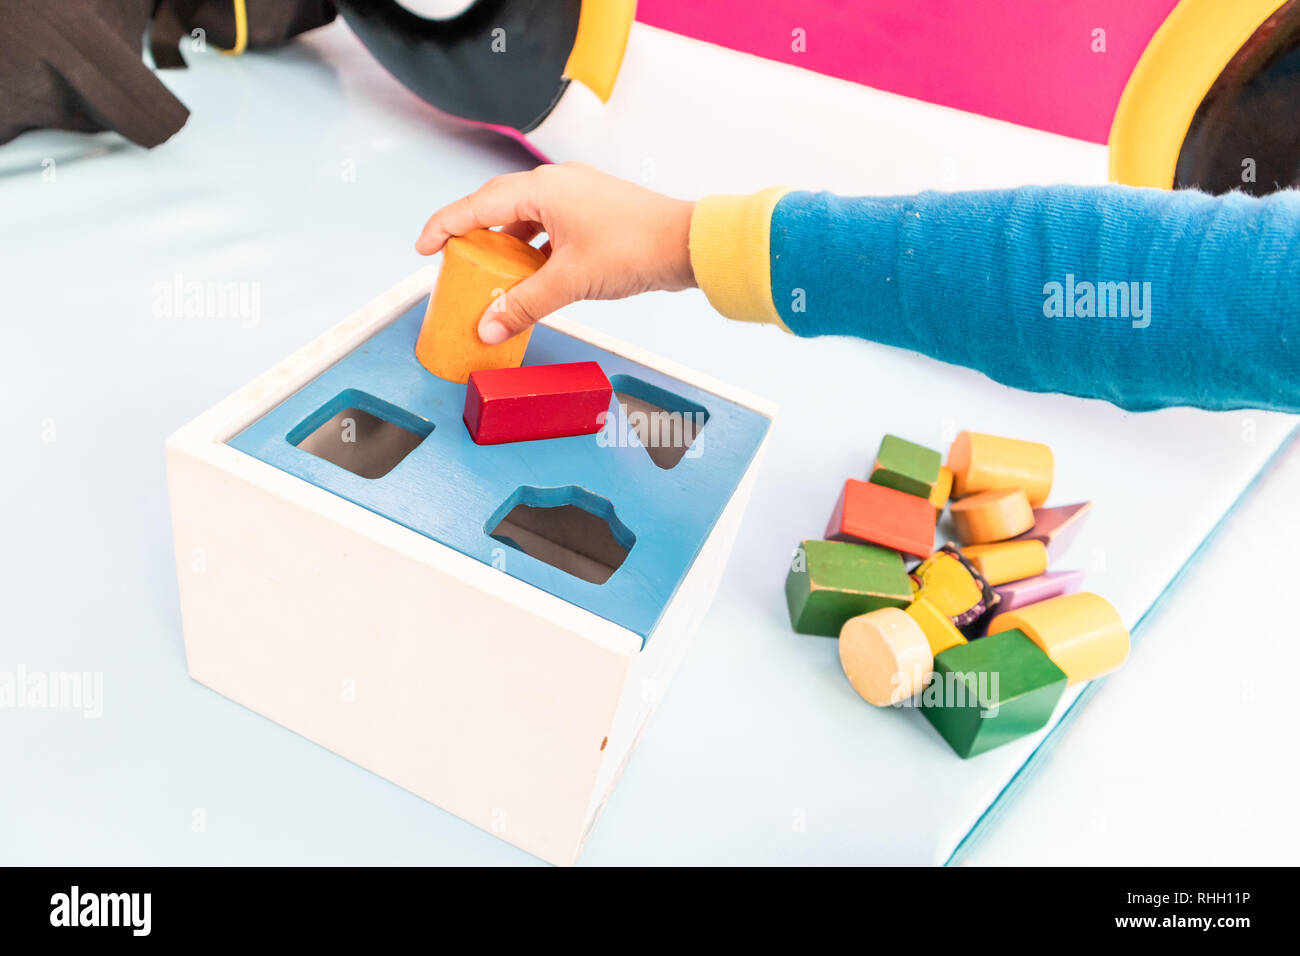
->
[1, 22, 1295, 866]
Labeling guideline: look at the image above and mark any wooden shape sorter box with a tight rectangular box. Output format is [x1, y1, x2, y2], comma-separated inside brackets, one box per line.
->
[164, 269, 775, 866]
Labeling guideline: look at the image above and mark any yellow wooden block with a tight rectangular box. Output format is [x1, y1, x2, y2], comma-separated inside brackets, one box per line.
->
[415, 229, 549, 383]
[987, 592, 1129, 684]
[905, 597, 967, 656]
[947, 431, 1054, 506]
[960, 539, 1047, 585]
[838, 607, 933, 706]
[929, 465, 954, 510]
[911, 545, 995, 630]
[950, 487, 1035, 544]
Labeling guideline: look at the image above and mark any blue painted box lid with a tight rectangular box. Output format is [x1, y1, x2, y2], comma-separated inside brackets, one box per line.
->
[228, 300, 771, 642]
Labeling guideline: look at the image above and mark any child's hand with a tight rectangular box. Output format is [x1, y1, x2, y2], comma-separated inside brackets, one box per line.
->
[416, 162, 696, 344]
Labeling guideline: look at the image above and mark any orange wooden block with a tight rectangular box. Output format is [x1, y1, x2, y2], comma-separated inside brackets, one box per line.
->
[950, 488, 1035, 544]
[960, 539, 1047, 585]
[947, 431, 1054, 506]
[825, 478, 936, 559]
[987, 592, 1129, 684]
[839, 607, 933, 706]
[415, 229, 549, 383]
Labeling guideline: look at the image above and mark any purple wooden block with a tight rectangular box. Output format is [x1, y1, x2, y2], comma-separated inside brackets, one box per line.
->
[994, 569, 1085, 613]
[1011, 502, 1092, 557]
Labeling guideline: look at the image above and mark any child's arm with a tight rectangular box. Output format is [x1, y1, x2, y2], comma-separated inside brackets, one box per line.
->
[417, 164, 1300, 413]
[700, 185, 1300, 413]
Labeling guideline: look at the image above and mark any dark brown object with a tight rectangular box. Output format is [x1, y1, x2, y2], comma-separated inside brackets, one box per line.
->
[0, 0, 188, 148]
[1175, 0, 1300, 196]
[151, 0, 337, 69]
[0, 0, 337, 149]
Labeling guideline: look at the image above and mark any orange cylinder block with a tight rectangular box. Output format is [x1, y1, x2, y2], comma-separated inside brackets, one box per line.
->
[951, 488, 1035, 544]
[415, 229, 548, 383]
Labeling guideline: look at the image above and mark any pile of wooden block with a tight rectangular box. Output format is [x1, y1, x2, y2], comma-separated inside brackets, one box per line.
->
[785, 431, 1129, 758]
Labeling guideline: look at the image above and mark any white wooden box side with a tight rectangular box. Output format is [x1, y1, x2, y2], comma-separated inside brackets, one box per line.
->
[168, 442, 638, 864]
[165, 267, 778, 864]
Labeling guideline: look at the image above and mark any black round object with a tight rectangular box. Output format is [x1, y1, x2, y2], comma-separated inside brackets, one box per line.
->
[336, 0, 582, 133]
[1175, 0, 1300, 196]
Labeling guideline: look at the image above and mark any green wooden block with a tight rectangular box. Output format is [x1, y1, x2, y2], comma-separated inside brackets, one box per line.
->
[920, 629, 1067, 758]
[869, 434, 941, 499]
[785, 539, 912, 636]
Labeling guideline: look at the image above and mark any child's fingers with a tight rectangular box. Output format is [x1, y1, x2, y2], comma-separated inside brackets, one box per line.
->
[498, 220, 544, 244]
[415, 177, 541, 255]
[477, 170, 531, 193]
[477, 264, 571, 345]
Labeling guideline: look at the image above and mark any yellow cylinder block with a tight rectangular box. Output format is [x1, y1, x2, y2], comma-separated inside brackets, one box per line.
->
[415, 228, 548, 383]
[988, 592, 1130, 684]
[947, 432, 1054, 506]
[839, 607, 933, 706]
[960, 540, 1047, 586]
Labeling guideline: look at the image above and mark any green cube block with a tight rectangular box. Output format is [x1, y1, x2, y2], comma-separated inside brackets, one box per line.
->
[785, 539, 912, 636]
[920, 629, 1067, 758]
[869, 434, 941, 499]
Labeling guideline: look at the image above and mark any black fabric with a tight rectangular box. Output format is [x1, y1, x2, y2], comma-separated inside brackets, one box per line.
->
[0, 0, 338, 149]
[192, 0, 337, 49]
[149, 0, 204, 69]
[149, 0, 200, 69]
[0, 0, 189, 148]
[150, 0, 338, 69]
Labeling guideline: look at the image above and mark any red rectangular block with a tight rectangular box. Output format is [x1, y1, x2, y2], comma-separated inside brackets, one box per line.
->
[825, 478, 936, 559]
[464, 361, 613, 445]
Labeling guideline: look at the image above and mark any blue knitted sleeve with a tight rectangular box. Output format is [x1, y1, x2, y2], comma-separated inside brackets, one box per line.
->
[768, 186, 1300, 412]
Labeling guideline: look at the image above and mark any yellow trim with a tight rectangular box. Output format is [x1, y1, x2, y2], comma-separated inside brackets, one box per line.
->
[563, 0, 636, 102]
[1108, 0, 1288, 188]
[219, 0, 249, 56]
[689, 187, 793, 330]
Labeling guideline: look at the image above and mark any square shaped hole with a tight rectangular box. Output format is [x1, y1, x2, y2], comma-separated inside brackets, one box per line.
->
[287, 389, 433, 479]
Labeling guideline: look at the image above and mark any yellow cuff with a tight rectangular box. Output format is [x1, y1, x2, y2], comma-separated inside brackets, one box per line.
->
[689, 187, 793, 330]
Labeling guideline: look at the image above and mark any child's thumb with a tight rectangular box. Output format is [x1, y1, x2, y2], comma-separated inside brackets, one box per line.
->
[477, 271, 572, 345]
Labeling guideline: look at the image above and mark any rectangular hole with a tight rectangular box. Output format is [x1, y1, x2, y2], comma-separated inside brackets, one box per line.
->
[288, 389, 433, 479]
[609, 374, 709, 470]
[487, 486, 634, 585]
